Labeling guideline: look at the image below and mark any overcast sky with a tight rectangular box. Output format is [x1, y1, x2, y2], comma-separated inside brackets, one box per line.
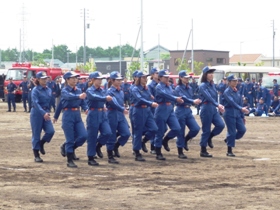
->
[0, 0, 279, 57]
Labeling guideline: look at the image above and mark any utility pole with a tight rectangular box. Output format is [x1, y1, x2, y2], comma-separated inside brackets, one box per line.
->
[118, 34, 122, 75]
[272, 20, 275, 67]
[158, 34, 160, 68]
[81, 8, 89, 71]
[140, 0, 144, 71]
[191, 19, 194, 73]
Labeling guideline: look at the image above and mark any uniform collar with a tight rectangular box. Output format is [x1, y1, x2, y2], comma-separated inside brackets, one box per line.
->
[37, 85, 48, 90]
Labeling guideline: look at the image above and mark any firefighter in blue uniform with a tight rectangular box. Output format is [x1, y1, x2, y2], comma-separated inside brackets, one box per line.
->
[244, 78, 254, 107]
[154, 69, 184, 161]
[131, 71, 158, 161]
[273, 79, 279, 97]
[30, 72, 55, 162]
[121, 77, 131, 108]
[198, 66, 225, 158]
[236, 78, 245, 96]
[223, 75, 249, 157]
[190, 77, 199, 115]
[6, 77, 17, 112]
[27, 76, 36, 112]
[86, 71, 113, 166]
[165, 70, 201, 158]
[250, 97, 267, 116]
[106, 71, 131, 164]
[217, 77, 227, 105]
[258, 86, 271, 110]
[129, 70, 139, 151]
[47, 77, 57, 111]
[19, 76, 29, 112]
[54, 71, 88, 168]
[77, 78, 86, 92]
[146, 67, 158, 154]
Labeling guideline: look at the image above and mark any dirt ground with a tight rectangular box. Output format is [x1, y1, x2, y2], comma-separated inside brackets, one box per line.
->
[0, 101, 280, 210]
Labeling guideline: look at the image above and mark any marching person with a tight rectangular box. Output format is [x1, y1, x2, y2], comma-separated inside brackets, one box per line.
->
[165, 70, 201, 158]
[106, 71, 131, 164]
[121, 77, 131, 109]
[147, 67, 158, 154]
[198, 66, 225, 158]
[6, 77, 17, 112]
[86, 71, 113, 166]
[27, 76, 36, 112]
[53, 71, 88, 168]
[154, 69, 184, 161]
[223, 75, 249, 157]
[19, 75, 29, 112]
[47, 77, 57, 112]
[30, 72, 55, 162]
[131, 71, 158, 161]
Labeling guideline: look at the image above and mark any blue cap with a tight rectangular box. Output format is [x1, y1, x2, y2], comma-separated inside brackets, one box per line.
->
[238, 78, 242, 82]
[227, 74, 238, 81]
[137, 71, 149, 77]
[36, 71, 49, 79]
[150, 67, 158, 74]
[110, 71, 123, 80]
[202, 66, 216, 74]
[158, 69, 170, 77]
[89, 71, 104, 79]
[132, 70, 139, 78]
[259, 97, 264, 100]
[63, 71, 80, 80]
[246, 78, 250, 81]
[178, 70, 191, 78]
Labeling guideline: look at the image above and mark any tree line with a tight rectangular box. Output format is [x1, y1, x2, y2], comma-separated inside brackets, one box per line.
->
[0, 44, 140, 64]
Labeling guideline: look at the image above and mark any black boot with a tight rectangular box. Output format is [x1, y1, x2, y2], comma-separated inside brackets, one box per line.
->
[67, 153, 77, 168]
[39, 140, 46, 155]
[155, 147, 166, 160]
[107, 150, 119, 164]
[134, 150, 145, 161]
[33, 149, 43, 162]
[73, 145, 80, 160]
[60, 143, 66, 157]
[178, 147, 187, 159]
[142, 136, 149, 153]
[207, 133, 214, 148]
[184, 135, 191, 151]
[88, 156, 99, 166]
[73, 150, 80, 160]
[200, 146, 212, 157]
[96, 143, 103, 158]
[224, 138, 227, 143]
[150, 144, 156, 154]
[113, 142, 121, 158]
[162, 136, 171, 152]
[227, 146, 235, 157]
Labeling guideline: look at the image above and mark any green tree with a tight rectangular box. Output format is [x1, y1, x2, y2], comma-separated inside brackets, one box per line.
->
[160, 53, 170, 60]
[193, 61, 204, 75]
[255, 61, 264, 66]
[127, 61, 141, 79]
[175, 58, 190, 72]
[238, 62, 246, 66]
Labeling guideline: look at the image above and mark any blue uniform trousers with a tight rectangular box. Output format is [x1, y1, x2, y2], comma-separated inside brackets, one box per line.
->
[132, 107, 158, 151]
[171, 107, 200, 148]
[28, 92, 32, 111]
[106, 110, 131, 151]
[246, 94, 253, 108]
[199, 104, 225, 147]
[129, 106, 135, 146]
[224, 113, 246, 147]
[87, 110, 112, 157]
[50, 95, 56, 110]
[7, 93, 16, 110]
[62, 110, 87, 153]
[22, 93, 28, 110]
[154, 104, 181, 148]
[30, 109, 55, 150]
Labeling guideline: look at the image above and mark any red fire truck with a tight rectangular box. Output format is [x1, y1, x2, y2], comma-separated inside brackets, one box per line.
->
[4, 63, 63, 102]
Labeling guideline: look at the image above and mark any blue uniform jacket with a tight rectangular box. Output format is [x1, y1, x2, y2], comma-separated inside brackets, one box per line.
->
[86, 86, 107, 108]
[244, 82, 254, 96]
[77, 82, 86, 93]
[255, 103, 267, 115]
[121, 83, 131, 95]
[131, 85, 153, 107]
[174, 84, 194, 106]
[47, 81, 56, 94]
[271, 100, 279, 110]
[148, 80, 158, 97]
[155, 82, 177, 104]
[237, 82, 245, 96]
[61, 85, 88, 111]
[31, 85, 52, 116]
[223, 87, 244, 118]
[7, 82, 17, 93]
[273, 83, 279, 96]
[106, 86, 125, 112]
[198, 81, 219, 107]
[19, 81, 29, 94]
